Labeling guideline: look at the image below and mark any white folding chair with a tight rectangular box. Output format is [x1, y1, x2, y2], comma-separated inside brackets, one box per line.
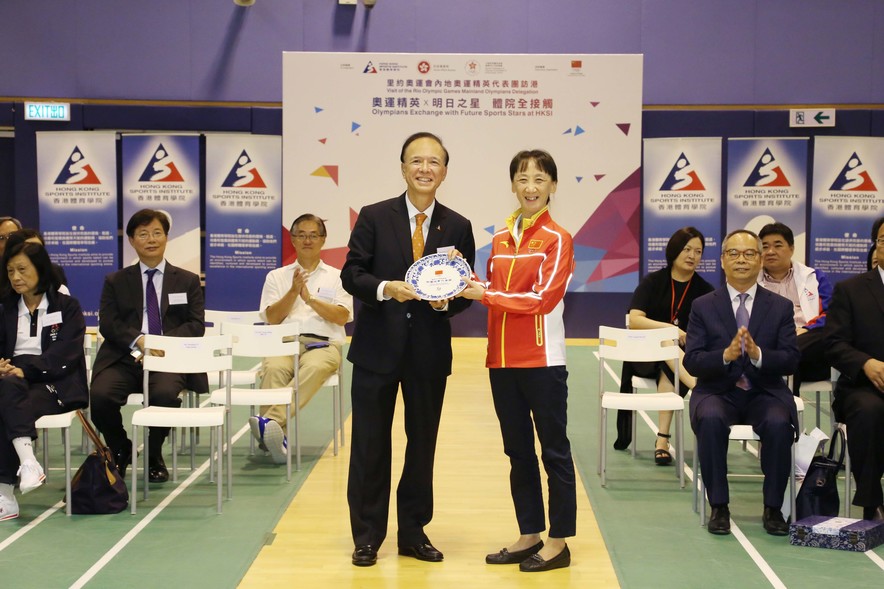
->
[35, 411, 77, 516]
[597, 326, 685, 488]
[209, 322, 300, 480]
[795, 368, 839, 430]
[693, 397, 804, 524]
[130, 334, 231, 514]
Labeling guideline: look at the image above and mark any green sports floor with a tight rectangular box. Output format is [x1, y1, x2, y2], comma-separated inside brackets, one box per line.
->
[1, 342, 882, 588]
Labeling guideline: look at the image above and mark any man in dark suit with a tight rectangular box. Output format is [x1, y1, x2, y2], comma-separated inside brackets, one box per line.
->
[685, 229, 799, 536]
[90, 209, 206, 483]
[342, 132, 475, 566]
[825, 216, 884, 522]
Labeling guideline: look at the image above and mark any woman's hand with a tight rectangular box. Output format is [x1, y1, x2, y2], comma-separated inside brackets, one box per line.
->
[458, 279, 486, 300]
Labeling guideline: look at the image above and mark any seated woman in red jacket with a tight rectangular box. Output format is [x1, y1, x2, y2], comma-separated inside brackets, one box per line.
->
[0, 242, 88, 521]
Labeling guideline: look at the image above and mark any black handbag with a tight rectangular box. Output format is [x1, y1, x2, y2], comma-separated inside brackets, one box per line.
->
[795, 426, 845, 521]
[67, 410, 129, 514]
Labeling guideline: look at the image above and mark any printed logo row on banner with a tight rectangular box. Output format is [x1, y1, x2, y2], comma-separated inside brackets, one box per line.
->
[35, 131, 282, 325]
[643, 136, 881, 286]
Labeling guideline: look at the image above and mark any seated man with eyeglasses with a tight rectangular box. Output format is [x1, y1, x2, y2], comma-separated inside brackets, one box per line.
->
[685, 229, 800, 536]
[248, 214, 353, 463]
[0, 216, 23, 257]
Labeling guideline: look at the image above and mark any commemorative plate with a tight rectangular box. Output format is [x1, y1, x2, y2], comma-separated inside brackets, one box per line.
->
[405, 253, 472, 301]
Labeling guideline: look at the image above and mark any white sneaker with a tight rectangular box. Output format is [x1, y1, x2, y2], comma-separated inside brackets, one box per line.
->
[261, 419, 289, 465]
[17, 461, 46, 495]
[0, 493, 20, 521]
[248, 415, 263, 446]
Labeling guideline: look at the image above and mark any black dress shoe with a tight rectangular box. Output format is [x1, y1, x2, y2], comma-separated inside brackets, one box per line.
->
[112, 442, 132, 480]
[762, 506, 789, 536]
[398, 542, 444, 562]
[148, 455, 169, 483]
[707, 505, 731, 535]
[486, 541, 543, 564]
[863, 505, 884, 522]
[352, 545, 377, 567]
[519, 545, 571, 572]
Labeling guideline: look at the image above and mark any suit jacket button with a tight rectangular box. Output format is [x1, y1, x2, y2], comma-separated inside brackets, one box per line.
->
[406, 313, 412, 319]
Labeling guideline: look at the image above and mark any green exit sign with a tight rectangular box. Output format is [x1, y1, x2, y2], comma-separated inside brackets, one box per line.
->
[24, 101, 70, 121]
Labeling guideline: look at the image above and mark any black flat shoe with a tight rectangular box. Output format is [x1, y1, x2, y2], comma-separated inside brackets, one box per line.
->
[519, 545, 571, 572]
[352, 544, 377, 567]
[863, 505, 884, 522]
[485, 541, 543, 564]
[148, 455, 169, 483]
[762, 506, 789, 536]
[707, 505, 731, 535]
[398, 542, 443, 562]
[113, 441, 132, 480]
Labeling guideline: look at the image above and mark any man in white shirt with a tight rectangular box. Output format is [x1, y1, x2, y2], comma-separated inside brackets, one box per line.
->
[757, 222, 833, 394]
[248, 214, 353, 464]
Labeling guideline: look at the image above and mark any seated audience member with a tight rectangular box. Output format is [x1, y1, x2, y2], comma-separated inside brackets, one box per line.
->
[248, 214, 353, 463]
[685, 229, 799, 536]
[89, 209, 206, 482]
[825, 216, 884, 522]
[0, 216, 23, 257]
[621, 227, 713, 464]
[0, 242, 88, 521]
[1, 229, 69, 296]
[757, 222, 832, 393]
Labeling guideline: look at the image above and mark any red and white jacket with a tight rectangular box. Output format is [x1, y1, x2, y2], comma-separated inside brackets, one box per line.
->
[481, 207, 574, 369]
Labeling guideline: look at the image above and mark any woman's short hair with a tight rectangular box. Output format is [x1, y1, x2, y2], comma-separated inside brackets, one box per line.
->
[665, 226, 705, 267]
[4, 241, 57, 295]
[509, 150, 558, 183]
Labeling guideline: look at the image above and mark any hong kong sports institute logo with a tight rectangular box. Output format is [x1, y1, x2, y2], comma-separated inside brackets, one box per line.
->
[829, 152, 878, 191]
[138, 143, 185, 182]
[54, 146, 101, 185]
[659, 153, 706, 191]
[221, 150, 267, 188]
[743, 148, 791, 187]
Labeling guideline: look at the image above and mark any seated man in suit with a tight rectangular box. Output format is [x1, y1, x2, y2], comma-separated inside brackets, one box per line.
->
[825, 216, 884, 521]
[90, 209, 206, 482]
[685, 229, 800, 536]
[248, 213, 353, 463]
[757, 221, 832, 393]
[0, 216, 22, 257]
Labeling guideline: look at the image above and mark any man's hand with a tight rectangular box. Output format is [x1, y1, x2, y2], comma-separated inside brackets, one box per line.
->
[723, 330, 744, 362]
[384, 280, 421, 302]
[742, 328, 760, 361]
[796, 326, 808, 336]
[292, 268, 310, 302]
[862, 358, 884, 392]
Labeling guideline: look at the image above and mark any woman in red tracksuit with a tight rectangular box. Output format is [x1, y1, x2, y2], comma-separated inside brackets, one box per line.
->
[459, 149, 576, 573]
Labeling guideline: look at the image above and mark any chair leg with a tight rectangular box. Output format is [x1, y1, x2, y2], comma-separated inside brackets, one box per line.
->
[601, 407, 608, 487]
[131, 425, 138, 514]
[41, 429, 50, 479]
[171, 428, 178, 483]
[216, 424, 223, 514]
[142, 426, 149, 501]
[295, 390, 301, 472]
[226, 414, 233, 500]
[286, 402, 292, 482]
[677, 409, 685, 489]
[815, 391, 821, 429]
[630, 410, 637, 459]
[332, 385, 339, 456]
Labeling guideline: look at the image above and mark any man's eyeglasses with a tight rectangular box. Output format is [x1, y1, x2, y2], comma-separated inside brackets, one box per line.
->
[0, 235, 11, 241]
[292, 233, 325, 241]
[723, 249, 759, 260]
[875, 237, 884, 246]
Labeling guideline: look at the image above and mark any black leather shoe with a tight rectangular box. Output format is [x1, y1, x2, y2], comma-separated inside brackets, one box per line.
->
[486, 541, 543, 564]
[707, 505, 731, 535]
[113, 442, 132, 480]
[398, 542, 444, 562]
[762, 506, 789, 536]
[148, 455, 169, 483]
[352, 545, 377, 567]
[519, 545, 571, 572]
[863, 505, 884, 522]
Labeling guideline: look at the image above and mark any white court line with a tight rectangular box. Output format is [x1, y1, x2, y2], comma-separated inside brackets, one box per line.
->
[69, 422, 251, 589]
[0, 501, 65, 552]
[866, 548, 884, 570]
[594, 350, 786, 588]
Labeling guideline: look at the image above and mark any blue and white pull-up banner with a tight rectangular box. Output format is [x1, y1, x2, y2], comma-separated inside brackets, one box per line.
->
[726, 138, 809, 262]
[642, 138, 722, 285]
[205, 133, 282, 311]
[810, 136, 883, 283]
[36, 131, 118, 326]
[121, 134, 201, 274]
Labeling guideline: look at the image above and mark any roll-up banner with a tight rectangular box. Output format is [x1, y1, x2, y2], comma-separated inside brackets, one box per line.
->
[642, 138, 722, 285]
[204, 133, 282, 311]
[36, 131, 118, 326]
[810, 136, 883, 283]
[726, 138, 809, 262]
[121, 134, 201, 275]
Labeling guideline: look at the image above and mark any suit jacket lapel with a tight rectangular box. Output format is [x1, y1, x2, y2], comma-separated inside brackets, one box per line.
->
[747, 287, 771, 335]
[424, 202, 447, 255]
[392, 193, 416, 266]
[713, 287, 738, 334]
[126, 264, 145, 317]
[864, 271, 884, 317]
[160, 264, 172, 316]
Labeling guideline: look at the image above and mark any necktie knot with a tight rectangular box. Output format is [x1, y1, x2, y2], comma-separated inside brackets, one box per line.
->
[146, 269, 158, 279]
[415, 213, 427, 227]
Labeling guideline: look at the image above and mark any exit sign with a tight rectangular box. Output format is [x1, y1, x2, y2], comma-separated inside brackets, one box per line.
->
[24, 101, 70, 121]
[790, 109, 835, 128]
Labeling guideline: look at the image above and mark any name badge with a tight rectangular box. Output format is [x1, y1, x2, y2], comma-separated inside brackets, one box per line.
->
[44, 311, 63, 325]
[168, 292, 188, 305]
[317, 287, 336, 302]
